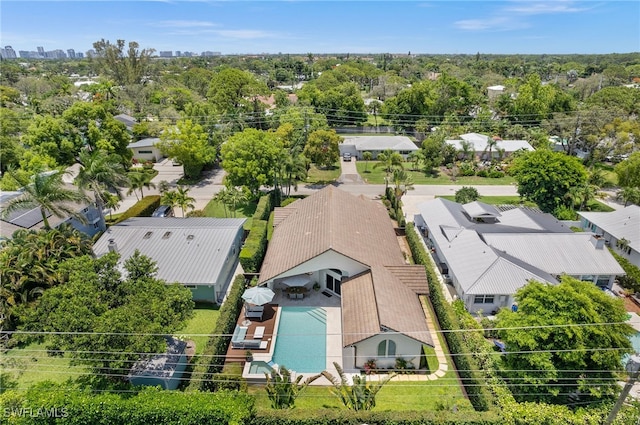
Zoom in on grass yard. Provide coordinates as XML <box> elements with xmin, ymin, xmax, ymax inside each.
<box><xmin>2</xmin><ymin>341</ymin><xmax>90</xmax><ymax>388</ymax></box>
<box><xmin>203</xmin><ymin>199</ymin><xmax>257</xmax><ymax>230</ymax></box>
<box><xmin>176</xmin><ymin>305</ymin><xmax>220</xmax><ymax>356</ymax></box>
<box><xmin>357</xmin><ymin>162</ymin><xmax>516</xmax><ymax>186</ymax></box>
<box><xmin>305</xmin><ymin>163</ymin><xmax>341</xmax><ymax>184</ymax></box>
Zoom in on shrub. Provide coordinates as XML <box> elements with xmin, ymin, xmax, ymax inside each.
<box><xmin>253</xmin><ymin>192</ymin><xmax>274</xmax><ymax>221</ymax></box>
<box><xmin>115</xmin><ymin>195</ymin><xmax>161</xmax><ymax>223</ymax></box>
<box><xmin>252</xmin><ymin>409</ymin><xmax>502</xmax><ymax>424</ymax></box>
<box><xmin>239</xmin><ymin>219</ymin><xmax>268</xmax><ymax>273</ymax></box>
<box><xmin>488</xmin><ymin>170</ymin><xmax>504</xmax><ymax>178</ymax></box>
<box><xmin>267</xmin><ymin>211</ymin><xmax>275</xmax><ymax>241</ymax></box>
<box><xmin>477</xmin><ymin>169</ymin><xmax>489</xmax><ymax>178</ymax></box>
<box><xmin>610</xmin><ymin>249</ymin><xmax>640</xmax><ymax>293</ymax></box>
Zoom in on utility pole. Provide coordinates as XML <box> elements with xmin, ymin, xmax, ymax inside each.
<box><xmin>604</xmin><ymin>354</ymin><xmax>640</xmax><ymax>425</ymax></box>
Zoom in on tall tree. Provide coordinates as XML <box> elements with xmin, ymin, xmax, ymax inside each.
<box><xmin>615</xmin><ymin>152</ymin><xmax>640</xmax><ymax>188</ymax></box>
<box><xmin>173</xmin><ymin>186</ymin><xmax>196</xmax><ymax>218</ymax></box>
<box><xmin>20</xmin><ymin>252</ymin><xmax>193</xmax><ymax>381</ymax></box>
<box><xmin>496</xmin><ymin>276</ymin><xmax>634</xmax><ymax>403</ymax></box>
<box><xmin>126</xmin><ymin>172</ymin><xmax>156</xmax><ymax>201</ymax></box>
<box><xmin>75</xmin><ymin>149</ymin><xmax>129</xmax><ymax>223</ymax></box>
<box><xmin>303</xmin><ymin>129</ymin><xmax>342</xmax><ymax>168</ymax></box>
<box><xmin>509</xmin><ymin>149</ymin><xmax>588</xmax><ymax>214</ymax></box>
<box><xmin>1</xmin><ymin>171</ymin><xmax>89</xmax><ymax>230</ymax></box>
<box><xmin>159</xmin><ymin>119</ymin><xmax>217</xmax><ymax>179</ymax></box>
<box><xmin>90</xmin><ymin>39</ymin><xmax>155</xmax><ymax>86</ymax></box>
<box><xmin>221</xmin><ymin>128</ymin><xmax>285</xmax><ymax>196</ymax></box>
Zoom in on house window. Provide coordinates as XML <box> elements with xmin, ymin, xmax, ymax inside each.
<box><xmin>185</xmin><ymin>285</ymin><xmax>196</xmax><ymax>289</ymax></box>
<box><xmin>596</xmin><ymin>275</ymin><xmax>611</xmax><ymax>288</ymax></box>
<box><xmin>377</xmin><ymin>340</ymin><xmax>396</xmax><ymax>357</ymax></box>
<box><xmin>138</xmin><ymin>150</ymin><xmax>153</xmax><ymax>154</ymax></box>
<box><xmin>474</xmin><ymin>295</ymin><xmax>495</xmax><ymax>304</ymax></box>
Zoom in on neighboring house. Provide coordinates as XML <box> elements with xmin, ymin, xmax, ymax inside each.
<box><xmin>487</xmin><ymin>85</ymin><xmax>505</xmax><ymax>100</ymax></box>
<box><xmin>446</xmin><ymin>133</ymin><xmax>534</xmax><ymax>160</ymax></box>
<box><xmin>414</xmin><ymin>199</ymin><xmax>625</xmax><ymax>313</ymax></box>
<box><xmin>93</xmin><ymin>218</ymin><xmax>246</xmax><ymax>303</ymax></box>
<box><xmin>578</xmin><ymin>206</ymin><xmax>640</xmax><ymax>268</ymax></box>
<box><xmin>340</xmin><ymin>135</ymin><xmax>419</xmax><ymax>160</ymax></box>
<box><xmin>259</xmin><ymin>186</ymin><xmax>433</xmax><ymax>370</ymax></box>
<box><xmin>114</xmin><ymin>113</ymin><xmax>137</xmax><ymax>131</ymax></box>
<box><xmin>0</xmin><ymin>186</ymin><xmax>105</xmax><ymax>240</ymax></box>
<box><xmin>256</xmin><ymin>93</ymin><xmax>298</xmax><ymax>114</ymax></box>
<box><xmin>128</xmin><ymin>337</ymin><xmax>188</xmax><ymax>390</ymax></box>
<box><xmin>128</xmin><ymin>137</ymin><xmax>164</xmax><ymax>163</ymax></box>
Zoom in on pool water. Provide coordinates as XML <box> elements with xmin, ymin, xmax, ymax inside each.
<box><xmin>272</xmin><ymin>307</ymin><xmax>326</xmax><ymax>373</ymax></box>
<box><xmin>248</xmin><ymin>361</ymin><xmax>275</xmax><ymax>375</ymax></box>
<box><xmin>623</xmin><ymin>332</ymin><xmax>640</xmax><ymax>366</ymax></box>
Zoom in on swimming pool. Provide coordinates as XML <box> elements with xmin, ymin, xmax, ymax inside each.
<box><xmin>272</xmin><ymin>307</ymin><xmax>326</xmax><ymax>373</ymax></box>
<box><xmin>623</xmin><ymin>332</ymin><xmax>640</xmax><ymax>366</ymax></box>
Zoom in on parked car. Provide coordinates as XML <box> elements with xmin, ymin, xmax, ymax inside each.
<box><xmin>343</xmin><ymin>152</ymin><xmax>352</xmax><ymax>162</ymax></box>
<box><xmin>151</xmin><ymin>205</ymin><xmax>174</xmax><ymax>217</ymax></box>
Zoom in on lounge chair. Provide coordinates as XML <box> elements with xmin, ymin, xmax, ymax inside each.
<box><xmin>231</xmin><ymin>326</ymin><xmax>248</xmax><ymax>349</ymax></box>
<box><xmin>245</xmin><ymin>305</ymin><xmax>264</xmax><ymax>319</ymax></box>
<box><xmin>254</xmin><ymin>326</ymin><xmax>265</xmax><ymax>339</ymax></box>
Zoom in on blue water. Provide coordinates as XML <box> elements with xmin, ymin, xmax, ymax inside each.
<box><xmin>272</xmin><ymin>307</ymin><xmax>326</xmax><ymax>373</ymax></box>
<box><xmin>622</xmin><ymin>332</ymin><xmax>640</xmax><ymax>366</ymax></box>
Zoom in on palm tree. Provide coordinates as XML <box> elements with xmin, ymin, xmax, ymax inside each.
<box><xmin>213</xmin><ymin>188</ymin><xmax>230</xmax><ymax>218</ymax></box>
<box><xmin>161</xmin><ymin>190</ymin><xmax>179</xmax><ymax>217</ymax></box>
<box><xmin>616</xmin><ymin>186</ymin><xmax>640</xmax><ymax>206</ymax></box>
<box><xmin>483</xmin><ymin>137</ymin><xmax>499</xmax><ymax>162</ymax></box>
<box><xmin>362</xmin><ymin>151</ymin><xmax>372</xmax><ymax>173</ymax></box>
<box><xmin>1</xmin><ymin>171</ymin><xmax>89</xmax><ymax>230</ymax></box>
<box><xmin>127</xmin><ymin>171</ymin><xmax>156</xmax><ymax>200</ymax></box>
<box><xmin>75</xmin><ymin>149</ymin><xmax>130</xmax><ymax>222</ymax></box>
<box><xmin>103</xmin><ymin>192</ymin><xmax>121</xmax><ymax>221</ymax></box>
<box><xmin>173</xmin><ymin>186</ymin><xmax>195</xmax><ymax>218</ymax></box>
<box><xmin>280</xmin><ymin>152</ymin><xmax>308</xmax><ymax>197</ymax></box>
<box><xmin>374</xmin><ymin>149</ymin><xmax>404</xmax><ymax>189</ymax></box>
<box><xmin>407</xmin><ymin>151</ymin><xmax>424</xmax><ymax>171</ymax></box>
<box><xmin>458</xmin><ymin>140</ymin><xmax>474</xmax><ymax>161</ymax></box>
<box><xmin>391</xmin><ymin>168</ymin><xmax>414</xmax><ymax>218</ymax></box>
<box><xmin>157</xmin><ymin>180</ymin><xmax>171</xmax><ymax>195</ymax></box>
<box><xmin>265</xmin><ymin>366</ymin><xmax>321</xmax><ymax>409</ymax></box>
<box><xmin>321</xmin><ymin>362</ymin><xmax>395</xmax><ymax>411</ymax></box>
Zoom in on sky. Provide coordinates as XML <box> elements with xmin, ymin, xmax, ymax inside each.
<box><xmin>1</xmin><ymin>1</ymin><xmax>639</xmax><ymax>55</ymax></box>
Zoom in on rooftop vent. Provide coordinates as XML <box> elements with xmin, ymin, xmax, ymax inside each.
<box><xmin>143</xmin><ymin>231</ymin><xmax>153</xmax><ymax>239</ymax></box>
<box><xmin>162</xmin><ymin>231</ymin><xmax>172</xmax><ymax>239</ymax></box>
<box><xmin>187</xmin><ymin>234</ymin><xmax>194</xmax><ymax>241</ymax></box>
<box><xmin>107</xmin><ymin>239</ymin><xmax>118</xmax><ymax>253</ymax></box>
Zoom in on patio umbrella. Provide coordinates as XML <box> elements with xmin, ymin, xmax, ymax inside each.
<box><xmin>241</xmin><ymin>286</ymin><xmax>275</xmax><ymax>306</ymax></box>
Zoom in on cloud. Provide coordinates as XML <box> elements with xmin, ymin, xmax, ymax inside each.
<box><xmin>454</xmin><ymin>16</ymin><xmax>530</xmax><ymax>31</ymax></box>
<box><xmin>152</xmin><ymin>20</ymin><xmax>216</xmax><ymax>28</ymax></box>
<box><xmin>505</xmin><ymin>1</ymin><xmax>586</xmax><ymax>15</ymax></box>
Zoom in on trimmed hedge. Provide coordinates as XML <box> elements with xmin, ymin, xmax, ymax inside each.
<box><xmin>115</xmin><ymin>195</ymin><xmax>161</xmax><ymax>223</ymax></box>
<box><xmin>405</xmin><ymin>224</ymin><xmax>492</xmax><ymax>412</ymax></box>
<box><xmin>253</xmin><ymin>193</ymin><xmax>274</xmax><ymax>221</ymax></box>
<box><xmin>267</xmin><ymin>211</ymin><xmax>275</xmax><ymax>241</ymax></box>
<box><xmin>0</xmin><ymin>387</ymin><xmax>254</xmax><ymax>425</ymax></box>
<box><xmin>252</xmin><ymin>409</ymin><xmax>502</xmax><ymax>425</ymax></box>
<box><xmin>187</xmin><ymin>274</ymin><xmax>247</xmax><ymax>392</ymax></box>
<box><xmin>239</xmin><ymin>220</ymin><xmax>268</xmax><ymax>273</ymax></box>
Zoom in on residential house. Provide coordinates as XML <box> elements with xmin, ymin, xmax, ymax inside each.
<box><xmin>446</xmin><ymin>133</ymin><xmax>534</xmax><ymax>161</ymax></box>
<box><xmin>259</xmin><ymin>186</ymin><xmax>433</xmax><ymax>370</ymax></box>
<box><xmin>93</xmin><ymin>218</ymin><xmax>246</xmax><ymax>303</ymax></box>
<box><xmin>487</xmin><ymin>85</ymin><xmax>505</xmax><ymax>101</ymax></box>
<box><xmin>114</xmin><ymin>113</ymin><xmax>137</xmax><ymax>132</ymax></box>
<box><xmin>339</xmin><ymin>135</ymin><xmax>419</xmax><ymax>160</ymax></box>
<box><xmin>128</xmin><ymin>337</ymin><xmax>188</xmax><ymax>390</ymax></box>
<box><xmin>578</xmin><ymin>205</ymin><xmax>640</xmax><ymax>268</ymax></box>
<box><xmin>128</xmin><ymin>137</ymin><xmax>164</xmax><ymax>163</ymax></box>
<box><xmin>414</xmin><ymin>199</ymin><xmax>625</xmax><ymax>313</ymax></box>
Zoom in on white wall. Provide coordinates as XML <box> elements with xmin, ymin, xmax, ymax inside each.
<box><xmin>352</xmin><ymin>333</ymin><xmax>423</xmax><ymax>370</ymax></box>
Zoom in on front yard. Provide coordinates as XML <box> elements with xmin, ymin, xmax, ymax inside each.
<box><xmin>356</xmin><ymin>162</ymin><xmax>517</xmax><ymax>185</ymax></box>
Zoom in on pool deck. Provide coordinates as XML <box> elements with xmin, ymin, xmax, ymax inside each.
<box><xmin>627</xmin><ymin>312</ymin><xmax>640</xmax><ymax>332</ymax></box>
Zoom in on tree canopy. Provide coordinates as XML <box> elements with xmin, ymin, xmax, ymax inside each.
<box><xmin>509</xmin><ymin>150</ymin><xmax>588</xmax><ymax>214</ymax></box>
<box><xmin>303</xmin><ymin>129</ymin><xmax>342</xmax><ymax>168</ymax></box>
<box><xmin>159</xmin><ymin>119</ymin><xmax>217</xmax><ymax>179</ymax></box>
<box><xmin>496</xmin><ymin>276</ymin><xmax>634</xmax><ymax>403</ymax></box>
<box><xmin>615</xmin><ymin>152</ymin><xmax>640</xmax><ymax>188</ymax></box>
<box><xmin>221</xmin><ymin>128</ymin><xmax>285</xmax><ymax>196</ymax></box>
<box><xmin>21</xmin><ymin>251</ymin><xmax>193</xmax><ymax>381</ymax></box>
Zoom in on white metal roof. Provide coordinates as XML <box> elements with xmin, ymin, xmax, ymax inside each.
<box><xmin>579</xmin><ymin>206</ymin><xmax>640</xmax><ymax>252</ymax></box>
<box><xmin>342</xmin><ymin>135</ymin><xmax>419</xmax><ymax>152</ymax></box>
<box><xmin>93</xmin><ymin>218</ymin><xmax>246</xmax><ymax>285</ymax></box>
<box><xmin>445</xmin><ymin>133</ymin><xmax>534</xmax><ymax>153</ymax></box>
<box><xmin>128</xmin><ymin>137</ymin><xmax>160</xmax><ymax>148</ymax></box>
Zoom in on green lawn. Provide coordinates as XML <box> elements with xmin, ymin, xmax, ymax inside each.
<box><xmin>357</xmin><ymin>162</ymin><xmax>517</xmax><ymax>186</ymax></box>
<box><xmin>203</xmin><ymin>199</ymin><xmax>257</xmax><ymax>229</ymax></box>
<box><xmin>305</xmin><ymin>163</ymin><xmax>341</xmax><ymax>184</ymax></box>
<box><xmin>175</xmin><ymin>305</ymin><xmax>220</xmax><ymax>355</ymax></box>
<box><xmin>3</xmin><ymin>341</ymin><xmax>90</xmax><ymax>388</ymax></box>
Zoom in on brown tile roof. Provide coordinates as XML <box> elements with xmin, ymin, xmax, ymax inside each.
<box><xmin>261</xmin><ymin>186</ymin><xmax>433</xmax><ymax>347</ymax></box>
<box><xmin>260</xmin><ymin>186</ymin><xmax>405</xmax><ymax>282</ymax></box>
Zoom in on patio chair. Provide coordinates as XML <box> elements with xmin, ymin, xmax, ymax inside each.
<box><xmin>254</xmin><ymin>326</ymin><xmax>265</xmax><ymax>339</ymax></box>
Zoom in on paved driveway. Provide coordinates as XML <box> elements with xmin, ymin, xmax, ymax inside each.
<box><xmin>338</xmin><ymin>157</ymin><xmax>364</xmax><ymax>184</ymax></box>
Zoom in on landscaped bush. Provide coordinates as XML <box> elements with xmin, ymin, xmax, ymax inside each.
<box><xmin>476</xmin><ymin>170</ymin><xmax>489</xmax><ymax>178</ymax></box>
<box><xmin>610</xmin><ymin>249</ymin><xmax>640</xmax><ymax>293</ymax></box>
<box><xmin>253</xmin><ymin>192</ymin><xmax>275</xmax><ymax>221</ymax></box>
<box><xmin>405</xmin><ymin>224</ymin><xmax>492</xmax><ymax>412</ymax></box>
<box><xmin>267</xmin><ymin>211</ymin><xmax>275</xmax><ymax>241</ymax></box>
<box><xmin>0</xmin><ymin>386</ymin><xmax>254</xmax><ymax>425</ymax></box>
<box><xmin>239</xmin><ymin>219</ymin><xmax>268</xmax><ymax>273</ymax></box>
<box><xmin>114</xmin><ymin>195</ymin><xmax>161</xmax><ymax>223</ymax></box>
<box><xmin>187</xmin><ymin>274</ymin><xmax>247</xmax><ymax>392</ymax></box>
<box><xmin>252</xmin><ymin>409</ymin><xmax>502</xmax><ymax>425</ymax></box>
<box><xmin>488</xmin><ymin>170</ymin><xmax>504</xmax><ymax>178</ymax></box>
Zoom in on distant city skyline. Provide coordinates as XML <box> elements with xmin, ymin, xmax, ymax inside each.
<box><xmin>1</xmin><ymin>1</ymin><xmax>639</xmax><ymax>55</ymax></box>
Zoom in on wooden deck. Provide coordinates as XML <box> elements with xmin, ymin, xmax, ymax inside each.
<box><xmin>225</xmin><ymin>303</ymin><xmax>279</xmax><ymax>363</ymax></box>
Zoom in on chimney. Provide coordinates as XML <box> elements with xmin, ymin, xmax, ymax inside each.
<box><xmin>590</xmin><ymin>234</ymin><xmax>605</xmax><ymax>250</ymax></box>
<box><xmin>107</xmin><ymin>239</ymin><xmax>118</xmax><ymax>253</ymax></box>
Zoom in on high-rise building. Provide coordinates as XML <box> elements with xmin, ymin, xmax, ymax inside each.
<box><xmin>175</xmin><ymin>51</ymin><xmax>181</xmax><ymax>57</ymax></box>
<box><xmin>159</xmin><ymin>51</ymin><xmax>173</xmax><ymax>57</ymax></box>
<box><xmin>37</xmin><ymin>46</ymin><xmax>45</xmax><ymax>57</ymax></box>
<box><xmin>2</xmin><ymin>46</ymin><xmax>17</xmax><ymax>59</ymax></box>
<box><xmin>67</xmin><ymin>49</ymin><xmax>76</xmax><ymax>59</ymax></box>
